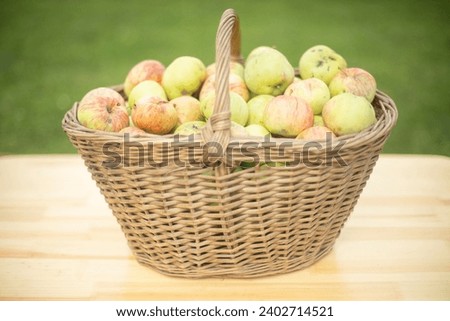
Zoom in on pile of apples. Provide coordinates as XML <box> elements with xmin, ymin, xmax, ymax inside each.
<box><xmin>77</xmin><ymin>45</ymin><xmax>378</xmax><ymax>141</ymax></box>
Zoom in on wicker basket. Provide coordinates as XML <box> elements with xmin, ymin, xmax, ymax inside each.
<box><xmin>62</xmin><ymin>9</ymin><xmax>397</xmax><ymax>278</ymax></box>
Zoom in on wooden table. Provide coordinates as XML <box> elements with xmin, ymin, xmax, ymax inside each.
<box><xmin>0</xmin><ymin>154</ymin><xmax>449</xmax><ymax>300</ymax></box>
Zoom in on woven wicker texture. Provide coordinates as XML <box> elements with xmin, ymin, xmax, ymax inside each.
<box><xmin>62</xmin><ymin>9</ymin><xmax>398</xmax><ymax>278</ymax></box>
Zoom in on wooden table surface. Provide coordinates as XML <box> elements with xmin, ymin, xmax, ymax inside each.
<box><xmin>0</xmin><ymin>154</ymin><xmax>449</xmax><ymax>301</ymax></box>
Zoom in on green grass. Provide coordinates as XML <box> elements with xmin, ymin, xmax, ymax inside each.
<box><xmin>1</xmin><ymin>0</ymin><xmax>449</xmax><ymax>155</ymax></box>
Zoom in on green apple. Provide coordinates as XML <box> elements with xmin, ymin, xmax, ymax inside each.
<box><xmin>77</xmin><ymin>87</ymin><xmax>129</xmax><ymax>132</ymax></box>
<box><xmin>127</xmin><ymin>80</ymin><xmax>167</xmax><ymax>114</ymax></box>
<box><xmin>245</xmin><ymin>124</ymin><xmax>270</xmax><ymax>137</ymax></box>
<box><xmin>169</xmin><ymin>95</ymin><xmax>203</xmax><ymax>126</ymax></box>
<box><xmin>322</xmin><ymin>93</ymin><xmax>376</xmax><ymax>136</ymax></box>
<box><xmin>329</xmin><ymin>67</ymin><xmax>377</xmax><ymax>102</ymax></box>
<box><xmin>201</xmin><ymin>92</ymin><xmax>249</xmax><ymax>126</ymax></box>
<box><xmin>246</xmin><ymin>46</ymin><xmax>274</xmax><ymax>61</ymax></box>
<box><xmin>174</xmin><ymin>120</ymin><xmax>206</xmax><ymax>135</ymax></box>
<box><xmin>244</xmin><ymin>46</ymin><xmax>295</xmax><ymax>96</ymax></box>
<box><xmin>299</xmin><ymin>45</ymin><xmax>347</xmax><ymax>85</ymax></box>
<box><xmin>263</xmin><ymin>95</ymin><xmax>313</xmax><ymax>137</ymax></box>
<box><xmin>313</xmin><ymin>115</ymin><xmax>324</xmax><ymax>126</ymax></box>
<box><xmin>247</xmin><ymin>94</ymin><xmax>274</xmax><ymax>126</ymax></box>
<box><xmin>124</xmin><ymin>59</ymin><xmax>165</xmax><ymax>97</ymax></box>
<box><xmin>162</xmin><ymin>56</ymin><xmax>206</xmax><ymax>100</ymax></box>
<box><xmin>284</xmin><ymin>78</ymin><xmax>330</xmax><ymax>115</ymax></box>
<box><xmin>230</xmin><ymin>121</ymin><xmax>248</xmax><ymax>137</ymax></box>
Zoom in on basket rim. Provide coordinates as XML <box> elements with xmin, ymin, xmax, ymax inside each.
<box><xmin>62</xmin><ymin>87</ymin><xmax>398</xmax><ymax>151</ymax></box>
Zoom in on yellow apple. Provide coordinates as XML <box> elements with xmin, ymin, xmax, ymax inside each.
<box><xmin>169</xmin><ymin>96</ymin><xmax>203</xmax><ymax>126</ymax></box>
<box><xmin>201</xmin><ymin>92</ymin><xmax>249</xmax><ymax>126</ymax></box>
<box><xmin>284</xmin><ymin>78</ymin><xmax>330</xmax><ymax>115</ymax></box>
<box><xmin>247</xmin><ymin>94</ymin><xmax>274</xmax><ymax>126</ymax></box>
<box><xmin>127</xmin><ymin>80</ymin><xmax>167</xmax><ymax>114</ymax></box>
<box><xmin>174</xmin><ymin>120</ymin><xmax>206</xmax><ymax>135</ymax></box>
<box><xmin>322</xmin><ymin>93</ymin><xmax>376</xmax><ymax>136</ymax></box>
<box><xmin>299</xmin><ymin>45</ymin><xmax>347</xmax><ymax>85</ymax></box>
<box><xmin>162</xmin><ymin>56</ymin><xmax>206</xmax><ymax>100</ymax></box>
<box><xmin>245</xmin><ymin>46</ymin><xmax>295</xmax><ymax>96</ymax></box>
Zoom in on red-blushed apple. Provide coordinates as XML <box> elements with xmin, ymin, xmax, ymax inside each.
<box><xmin>296</xmin><ymin>126</ymin><xmax>335</xmax><ymax>140</ymax></box>
<box><xmin>174</xmin><ymin>120</ymin><xmax>206</xmax><ymax>135</ymax></box>
<box><xmin>329</xmin><ymin>67</ymin><xmax>377</xmax><ymax>102</ymax></box>
<box><xmin>322</xmin><ymin>93</ymin><xmax>376</xmax><ymax>136</ymax></box>
<box><xmin>201</xmin><ymin>92</ymin><xmax>249</xmax><ymax>126</ymax></box>
<box><xmin>284</xmin><ymin>78</ymin><xmax>330</xmax><ymax>115</ymax></box>
<box><xmin>169</xmin><ymin>96</ymin><xmax>203</xmax><ymax>126</ymax></box>
<box><xmin>199</xmin><ymin>73</ymin><xmax>249</xmax><ymax>102</ymax></box>
<box><xmin>162</xmin><ymin>56</ymin><xmax>206</xmax><ymax>100</ymax></box>
<box><xmin>299</xmin><ymin>45</ymin><xmax>347</xmax><ymax>85</ymax></box>
<box><xmin>127</xmin><ymin>80</ymin><xmax>167</xmax><ymax>113</ymax></box>
<box><xmin>131</xmin><ymin>96</ymin><xmax>178</xmax><ymax>135</ymax></box>
<box><xmin>247</xmin><ymin>94</ymin><xmax>274</xmax><ymax>126</ymax></box>
<box><xmin>119</xmin><ymin>126</ymin><xmax>147</xmax><ymax>136</ymax></box>
<box><xmin>206</xmin><ymin>61</ymin><xmax>245</xmax><ymax>79</ymax></box>
<box><xmin>245</xmin><ymin>46</ymin><xmax>295</xmax><ymax>96</ymax></box>
<box><xmin>124</xmin><ymin>60</ymin><xmax>165</xmax><ymax>97</ymax></box>
<box><xmin>263</xmin><ymin>95</ymin><xmax>314</xmax><ymax>137</ymax></box>
<box><xmin>77</xmin><ymin>87</ymin><xmax>129</xmax><ymax>132</ymax></box>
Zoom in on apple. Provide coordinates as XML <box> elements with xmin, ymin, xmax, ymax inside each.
<box><xmin>247</xmin><ymin>94</ymin><xmax>274</xmax><ymax>126</ymax></box>
<box><xmin>246</xmin><ymin>46</ymin><xmax>274</xmax><ymax>61</ymax></box>
<box><xmin>77</xmin><ymin>87</ymin><xmax>129</xmax><ymax>132</ymax></box>
<box><xmin>169</xmin><ymin>96</ymin><xmax>203</xmax><ymax>126</ymax></box>
<box><xmin>263</xmin><ymin>95</ymin><xmax>313</xmax><ymax>137</ymax></box>
<box><xmin>124</xmin><ymin>60</ymin><xmax>165</xmax><ymax>97</ymax></box>
<box><xmin>244</xmin><ymin>46</ymin><xmax>295</xmax><ymax>96</ymax></box>
<box><xmin>329</xmin><ymin>67</ymin><xmax>377</xmax><ymax>102</ymax></box>
<box><xmin>313</xmin><ymin>115</ymin><xmax>325</xmax><ymax>126</ymax></box>
<box><xmin>322</xmin><ymin>93</ymin><xmax>377</xmax><ymax>136</ymax></box>
<box><xmin>119</xmin><ymin>126</ymin><xmax>146</xmax><ymax>136</ymax></box>
<box><xmin>162</xmin><ymin>56</ymin><xmax>206</xmax><ymax>100</ymax></box>
<box><xmin>206</xmin><ymin>61</ymin><xmax>245</xmax><ymax>79</ymax></box>
<box><xmin>296</xmin><ymin>126</ymin><xmax>335</xmax><ymax>140</ymax></box>
<box><xmin>230</xmin><ymin>121</ymin><xmax>248</xmax><ymax>137</ymax></box>
<box><xmin>199</xmin><ymin>73</ymin><xmax>249</xmax><ymax>102</ymax></box>
<box><xmin>201</xmin><ymin>92</ymin><xmax>249</xmax><ymax>126</ymax></box>
<box><xmin>174</xmin><ymin>120</ymin><xmax>206</xmax><ymax>135</ymax></box>
<box><xmin>127</xmin><ymin>80</ymin><xmax>167</xmax><ymax>114</ymax></box>
<box><xmin>131</xmin><ymin>96</ymin><xmax>178</xmax><ymax>134</ymax></box>
<box><xmin>284</xmin><ymin>78</ymin><xmax>330</xmax><ymax>115</ymax></box>
<box><xmin>299</xmin><ymin>45</ymin><xmax>347</xmax><ymax>84</ymax></box>
<box><xmin>245</xmin><ymin>124</ymin><xmax>270</xmax><ymax>137</ymax></box>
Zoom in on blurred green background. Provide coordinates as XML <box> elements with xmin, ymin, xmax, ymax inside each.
<box><xmin>0</xmin><ymin>0</ymin><xmax>449</xmax><ymax>155</ymax></box>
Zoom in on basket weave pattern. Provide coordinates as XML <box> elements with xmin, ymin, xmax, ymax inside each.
<box><xmin>62</xmin><ymin>9</ymin><xmax>397</xmax><ymax>278</ymax></box>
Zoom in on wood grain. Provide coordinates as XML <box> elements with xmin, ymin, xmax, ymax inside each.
<box><xmin>0</xmin><ymin>154</ymin><xmax>449</xmax><ymax>300</ymax></box>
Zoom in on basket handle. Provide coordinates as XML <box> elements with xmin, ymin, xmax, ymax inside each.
<box><xmin>201</xmin><ymin>8</ymin><xmax>242</xmax><ymax>170</ymax></box>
